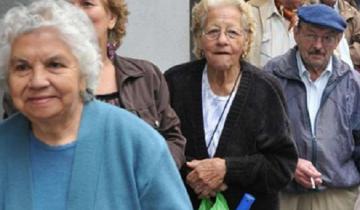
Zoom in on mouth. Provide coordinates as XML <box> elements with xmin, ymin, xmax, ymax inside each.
<box><xmin>214</xmin><ymin>51</ymin><xmax>230</xmax><ymax>55</ymax></box>
<box><xmin>27</xmin><ymin>96</ymin><xmax>56</xmax><ymax>105</ymax></box>
<box><xmin>309</xmin><ymin>53</ymin><xmax>325</xmax><ymax>58</ymax></box>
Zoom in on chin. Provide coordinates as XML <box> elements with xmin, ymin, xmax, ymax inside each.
<box><xmin>208</xmin><ymin>62</ymin><xmax>232</xmax><ymax>71</ymax></box>
<box><xmin>23</xmin><ymin>107</ymin><xmax>62</xmax><ymax>121</ymax></box>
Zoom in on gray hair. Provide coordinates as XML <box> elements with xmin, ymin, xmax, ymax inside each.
<box><xmin>0</xmin><ymin>0</ymin><xmax>101</xmax><ymax>101</ymax></box>
<box><xmin>191</xmin><ymin>0</ymin><xmax>255</xmax><ymax>59</ymax></box>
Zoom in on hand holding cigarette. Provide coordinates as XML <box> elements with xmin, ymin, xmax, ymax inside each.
<box><xmin>294</xmin><ymin>158</ymin><xmax>322</xmax><ymax>189</ymax></box>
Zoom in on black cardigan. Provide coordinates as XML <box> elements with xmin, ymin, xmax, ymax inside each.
<box><xmin>165</xmin><ymin>59</ymin><xmax>298</xmax><ymax>210</ymax></box>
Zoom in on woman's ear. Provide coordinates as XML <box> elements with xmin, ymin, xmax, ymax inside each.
<box><xmin>108</xmin><ymin>12</ymin><xmax>117</xmax><ymax>30</ymax></box>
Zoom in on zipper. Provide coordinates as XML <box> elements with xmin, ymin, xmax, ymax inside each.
<box><xmin>274</xmin><ymin>70</ymin><xmax>318</xmax><ymax>166</ymax></box>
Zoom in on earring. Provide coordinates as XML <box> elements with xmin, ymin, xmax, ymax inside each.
<box><xmin>107</xmin><ymin>30</ymin><xmax>117</xmax><ymax>60</ymax></box>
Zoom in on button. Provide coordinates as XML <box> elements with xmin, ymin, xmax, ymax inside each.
<box><xmin>155</xmin><ymin>120</ymin><xmax>160</xmax><ymax>128</ymax></box>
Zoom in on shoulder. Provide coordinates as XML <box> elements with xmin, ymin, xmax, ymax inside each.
<box><xmin>87</xmin><ymin>100</ymin><xmax>167</xmax><ymax>149</ymax></box>
<box><xmin>115</xmin><ymin>55</ymin><xmax>163</xmax><ymax>77</ymax></box>
<box><xmin>243</xmin><ymin>61</ymin><xmax>283</xmax><ymax>91</ymax></box>
<box><xmin>264</xmin><ymin>48</ymin><xmax>296</xmax><ymax>73</ymax></box>
<box><xmin>0</xmin><ymin>113</ymin><xmax>29</xmax><ymax>159</ymax></box>
<box><xmin>165</xmin><ymin>59</ymin><xmax>206</xmax><ymax>80</ymax></box>
<box><xmin>0</xmin><ymin>113</ymin><xmax>28</xmax><ymax>139</ymax></box>
<box><xmin>248</xmin><ymin>0</ymin><xmax>269</xmax><ymax>8</ymax></box>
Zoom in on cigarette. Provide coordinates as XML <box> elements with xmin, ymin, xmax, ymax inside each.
<box><xmin>310</xmin><ymin>177</ymin><xmax>315</xmax><ymax>189</ymax></box>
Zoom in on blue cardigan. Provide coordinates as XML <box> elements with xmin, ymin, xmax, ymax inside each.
<box><xmin>0</xmin><ymin>100</ymin><xmax>192</xmax><ymax>210</ymax></box>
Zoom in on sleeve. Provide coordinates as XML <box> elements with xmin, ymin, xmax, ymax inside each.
<box><xmin>137</xmin><ymin>134</ymin><xmax>192</xmax><ymax>210</ymax></box>
<box><xmin>351</xmin><ymin>73</ymin><xmax>360</xmax><ymax>170</ymax></box>
<box><xmin>152</xmin><ymin>66</ymin><xmax>186</xmax><ymax>169</ymax></box>
<box><xmin>224</xmin><ymin>75</ymin><xmax>298</xmax><ymax>193</ymax></box>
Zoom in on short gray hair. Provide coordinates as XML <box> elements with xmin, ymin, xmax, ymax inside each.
<box><xmin>191</xmin><ymin>0</ymin><xmax>255</xmax><ymax>59</ymax></box>
<box><xmin>0</xmin><ymin>0</ymin><xmax>101</xmax><ymax>101</ymax></box>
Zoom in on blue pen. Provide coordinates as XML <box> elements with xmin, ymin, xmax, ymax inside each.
<box><xmin>236</xmin><ymin>193</ymin><xmax>255</xmax><ymax>210</ymax></box>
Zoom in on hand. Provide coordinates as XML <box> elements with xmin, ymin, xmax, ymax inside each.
<box><xmin>186</xmin><ymin>158</ymin><xmax>227</xmax><ymax>198</ymax></box>
<box><xmin>294</xmin><ymin>158</ymin><xmax>322</xmax><ymax>189</ymax></box>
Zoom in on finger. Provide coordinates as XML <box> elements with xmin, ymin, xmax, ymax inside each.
<box><xmin>199</xmin><ymin>188</ymin><xmax>213</xmax><ymax>198</ymax></box>
<box><xmin>298</xmin><ymin>165</ymin><xmax>321</xmax><ymax>179</ymax></box>
<box><xmin>295</xmin><ymin>175</ymin><xmax>312</xmax><ymax>188</ymax></box>
<box><xmin>314</xmin><ymin>177</ymin><xmax>323</xmax><ymax>186</ymax></box>
<box><xmin>218</xmin><ymin>183</ymin><xmax>228</xmax><ymax>191</ymax></box>
<box><xmin>186</xmin><ymin>160</ymin><xmax>201</xmax><ymax>169</ymax></box>
<box><xmin>209</xmin><ymin>191</ymin><xmax>216</xmax><ymax>197</ymax></box>
<box><xmin>186</xmin><ymin>170</ymin><xmax>199</xmax><ymax>183</ymax></box>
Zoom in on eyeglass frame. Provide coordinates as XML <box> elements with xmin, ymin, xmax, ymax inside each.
<box><xmin>202</xmin><ymin>26</ymin><xmax>245</xmax><ymax>41</ymax></box>
<box><xmin>302</xmin><ymin>33</ymin><xmax>340</xmax><ymax>46</ymax></box>
<box><xmin>296</xmin><ymin>23</ymin><xmax>341</xmax><ymax>47</ymax></box>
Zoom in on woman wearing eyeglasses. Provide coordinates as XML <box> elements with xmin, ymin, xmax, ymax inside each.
<box><xmin>165</xmin><ymin>0</ymin><xmax>298</xmax><ymax>209</ymax></box>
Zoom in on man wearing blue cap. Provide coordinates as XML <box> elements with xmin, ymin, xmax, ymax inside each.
<box><xmin>264</xmin><ymin>4</ymin><xmax>360</xmax><ymax>210</ymax></box>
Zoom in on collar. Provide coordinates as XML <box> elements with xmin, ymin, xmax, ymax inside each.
<box><xmin>250</xmin><ymin>0</ymin><xmax>282</xmax><ymax>19</ymax></box>
<box><xmin>113</xmin><ymin>55</ymin><xmax>145</xmax><ymax>78</ymax></box>
<box><xmin>272</xmin><ymin>47</ymin><xmax>350</xmax><ymax>82</ymax></box>
<box><xmin>334</xmin><ymin>0</ymin><xmax>340</xmax><ymax>13</ymax></box>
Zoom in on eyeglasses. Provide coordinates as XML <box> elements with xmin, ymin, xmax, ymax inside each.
<box><xmin>202</xmin><ymin>27</ymin><xmax>244</xmax><ymax>41</ymax></box>
<box><xmin>302</xmin><ymin>33</ymin><xmax>338</xmax><ymax>46</ymax></box>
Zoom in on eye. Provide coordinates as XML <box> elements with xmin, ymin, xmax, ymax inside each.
<box><xmin>226</xmin><ymin>29</ymin><xmax>242</xmax><ymax>39</ymax></box>
<box><xmin>10</xmin><ymin>60</ymin><xmax>31</xmax><ymax>72</ymax></box>
<box><xmin>323</xmin><ymin>35</ymin><xmax>335</xmax><ymax>44</ymax></box>
<box><xmin>81</xmin><ymin>0</ymin><xmax>94</xmax><ymax>8</ymax></box>
<box><xmin>14</xmin><ymin>63</ymin><xmax>30</xmax><ymax>71</ymax></box>
<box><xmin>47</xmin><ymin>61</ymin><xmax>65</xmax><ymax>70</ymax></box>
<box><xmin>205</xmin><ymin>29</ymin><xmax>220</xmax><ymax>35</ymax></box>
<box><xmin>204</xmin><ymin>28</ymin><xmax>220</xmax><ymax>40</ymax></box>
<box><xmin>305</xmin><ymin>34</ymin><xmax>317</xmax><ymax>41</ymax></box>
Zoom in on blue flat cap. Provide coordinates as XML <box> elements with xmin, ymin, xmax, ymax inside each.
<box><xmin>297</xmin><ymin>4</ymin><xmax>347</xmax><ymax>32</ymax></box>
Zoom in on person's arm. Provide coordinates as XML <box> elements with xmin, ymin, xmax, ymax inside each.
<box><xmin>351</xmin><ymin>72</ymin><xmax>360</xmax><ymax>170</ymax></box>
<box><xmin>224</xmin><ymin>75</ymin><xmax>298</xmax><ymax>193</ymax></box>
<box><xmin>152</xmin><ymin>66</ymin><xmax>186</xmax><ymax>169</ymax></box>
<box><xmin>353</xmin><ymin>130</ymin><xmax>360</xmax><ymax>171</ymax></box>
<box><xmin>138</xmin><ymin>140</ymin><xmax>192</xmax><ymax>210</ymax></box>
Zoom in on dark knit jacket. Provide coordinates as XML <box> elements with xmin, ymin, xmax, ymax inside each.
<box><xmin>165</xmin><ymin>59</ymin><xmax>298</xmax><ymax>210</ymax></box>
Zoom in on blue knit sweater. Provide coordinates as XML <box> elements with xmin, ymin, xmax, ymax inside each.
<box><xmin>0</xmin><ymin>100</ymin><xmax>192</xmax><ymax>210</ymax></box>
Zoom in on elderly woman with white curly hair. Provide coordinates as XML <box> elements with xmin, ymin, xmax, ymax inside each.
<box><xmin>165</xmin><ymin>0</ymin><xmax>298</xmax><ymax>209</ymax></box>
<box><xmin>0</xmin><ymin>0</ymin><xmax>192</xmax><ymax>209</ymax></box>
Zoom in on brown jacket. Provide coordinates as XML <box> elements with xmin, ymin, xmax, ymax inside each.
<box><xmin>339</xmin><ymin>0</ymin><xmax>360</xmax><ymax>68</ymax></box>
<box><xmin>113</xmin><ymin>56</ymin><xmax>186</xmax><ymax>168</ymax></box>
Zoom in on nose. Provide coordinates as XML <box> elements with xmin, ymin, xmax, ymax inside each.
<box><xmin>217</xmin><ymin>31</ymin><xmax>229</xmax><ymax>44</ymax></box>
<box><xmin>312</xmin><ymin>37</ymin><xmax>324</xmax><ymax>49</ymax></box>
<box><xmin>28</xmin><ymin>65</ymin><xmax>50</xmax><ymax>89</ymax></box>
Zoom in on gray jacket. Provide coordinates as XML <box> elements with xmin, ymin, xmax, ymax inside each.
<box><xmin>264</xmin><ymin>47</ymin><xmax>360</xmax><ymax>192</ymax></box>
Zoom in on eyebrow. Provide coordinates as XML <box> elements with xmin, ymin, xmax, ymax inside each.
<box><xmin>9</xmin><ymin>57</ymin><xmax>27</xmax><ymax>65</ymax></box>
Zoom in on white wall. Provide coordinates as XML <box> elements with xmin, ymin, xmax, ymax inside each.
<box><xmin>119</xmin><ymin>0</ymin><xmax>190</xmax><ymax>71</ymax></box>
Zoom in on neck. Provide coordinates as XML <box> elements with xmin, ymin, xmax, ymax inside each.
<box><xmin>207</xmin><ymin>65</ymin><xmax>241</xmax><ymax>96</ymax></box>
<box><xmin>96</xmin><ymin>57</ymin><xmax>117</xmax><ymax>94</ymax></box>
<box><xmin>303</xmin><ymin>62</ymin><xmax>327</xmax><ymax>81</ymax></box>
<box><xmin>31</xmin><ymin>103</ymin><xmax>83</xmax><ymax>146</ymax></box>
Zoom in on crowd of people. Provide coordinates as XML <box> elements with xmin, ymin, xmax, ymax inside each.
<box><xmin>0</xmin><ymin>0</ymin><xmax>359</xmax><ymax>210</ymax></box>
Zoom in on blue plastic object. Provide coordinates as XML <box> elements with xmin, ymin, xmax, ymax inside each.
<box><xmin>236</xmin><ymin>193</ymin><xmax>255</xmax><ymax>210</ymax></box>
